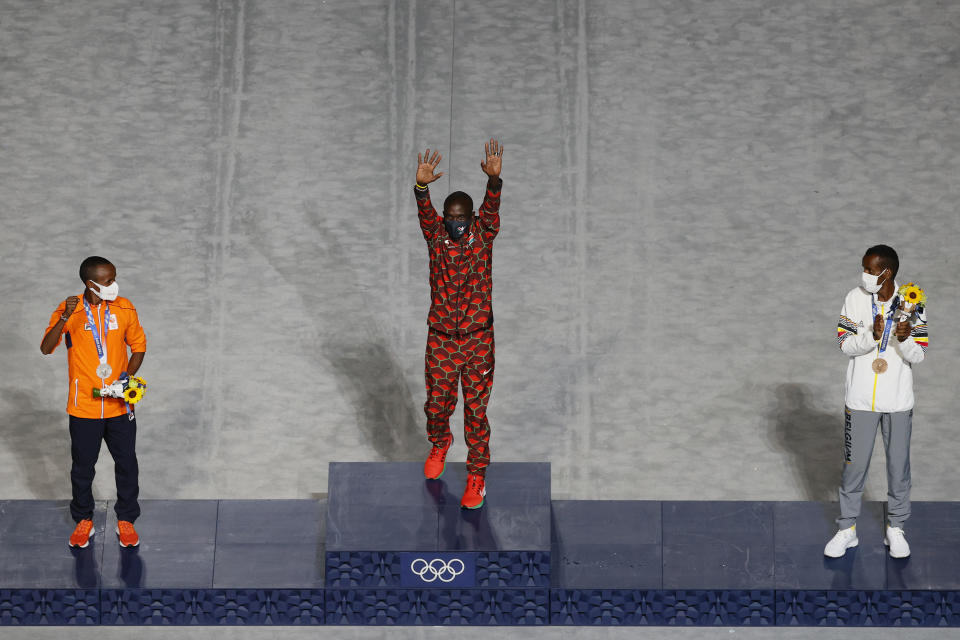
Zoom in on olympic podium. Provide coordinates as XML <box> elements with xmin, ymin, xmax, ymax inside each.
<box><xmin>4</xmin><ymin>472</ymin><xmax>960</xmax><ymax>627</ymax></box>
<box><xmin>0</xmin><ymin>499</ymin><xmax>325</xmax><ymax>625</ymax></box>
<box><xmin>550</xmin><ymin>499</ymin><xmax>960</xmax><ymax>626</ymax></box>
<box><xmin>324</xmin><ymin>461</ymin><xmax>551</xmax><ymax>624</ymax></box>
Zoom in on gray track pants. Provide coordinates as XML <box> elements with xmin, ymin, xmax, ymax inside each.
<box><xmin>837</xmin><ymin>407</ymin><xmax>912</xmax><ymax>529</ymax></box>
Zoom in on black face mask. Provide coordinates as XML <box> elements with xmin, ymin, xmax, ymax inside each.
<box><xmin>444</xmin><ymin>218</ymin><xmax>468</xmax><ymax>240</ymax></box>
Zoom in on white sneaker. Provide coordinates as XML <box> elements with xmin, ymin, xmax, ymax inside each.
<box><xmin>824</xmin><ymin>525</ymin><xmax>858</xmax><ymax>558</ymax></box>
<box><xmin>885</xmin><ymin>525</ymin><xmax>910</xmax><ymax>558</ymax></box>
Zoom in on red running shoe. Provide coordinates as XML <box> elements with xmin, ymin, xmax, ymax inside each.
<box><xmin>69</xmin><ymin>519</ymin><xmax>95</xmax><ymax>548</ymax></box>
<box><xmin>424</xmin><ymin>438</ymin><xmax>452</xmax><ymax>480</ymax></box>
<box><xmin>116</xmin><ymin>520</ymin><xmax>140</xmax><ymax>547</ymax></box>
<box><xmin>461</xmin><ymin>473</ymin><xmax>486</xmax><ymax>509</ymax></box>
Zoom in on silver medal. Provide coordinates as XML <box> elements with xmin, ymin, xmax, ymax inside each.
<box><xmin>96</xmin><ymin>363</ymin><xmax>113</xmax><ymax>379</ymax></box>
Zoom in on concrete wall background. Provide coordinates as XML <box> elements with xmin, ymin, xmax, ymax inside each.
<box><xmin>2</xmin><ymin>0</ymin><xmax>958</xmax><ymax>507</ymax></box>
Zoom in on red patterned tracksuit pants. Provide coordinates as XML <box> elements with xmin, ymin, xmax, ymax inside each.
<box><xmin>424</xmin><ymin>326</ymin><xmax>495</xmax><ymax>476</ymax></box>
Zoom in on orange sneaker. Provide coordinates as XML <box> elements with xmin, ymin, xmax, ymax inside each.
<box><xmin>69</xmin><ymin>519</ymin><xmax>95</xmax><ymax>548</ymax></box>
<box><xmin>461</xmin><ymin>473</ymin><xmax>486</xmax><ymax>509</ymax></box>
<box><xmin>424</xmin><ymin>438</ymin><xmax>452</xmax><ymax>480</ymax></box>
<box><xmin>116</xmin><ymin>520</ymin><xmax>140</xmax><ymax>548</ymax></box>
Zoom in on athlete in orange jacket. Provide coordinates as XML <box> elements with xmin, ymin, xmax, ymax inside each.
<box><xmin>41</xmin><ymin>256</ymin><xmax>146</xmax><ymax>548</ymax></box>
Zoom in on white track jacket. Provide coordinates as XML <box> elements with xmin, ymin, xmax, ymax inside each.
<box><xmin>837</xmin><ymin>283</ymin><xmax>928</xmax><ymax>413</ymax></box>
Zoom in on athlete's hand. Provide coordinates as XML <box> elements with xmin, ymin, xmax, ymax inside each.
<box><xmin>872</xmin><ymin>314</ymin><xmax>883</xmax><ymax>341</ymax></box>
<box><xmin>416</xmin><ymin>149</ymin><xmax>444</xmax><ymax>185</ymax></box>
<box><xmin>895</xmin><ymin>320</ymin><xmax>911</xmax><ymax>342</ymax></box>
<box><xmin>480</xmin><ymin>138</ymin><xmax>503</xmax><ymax>178</ymax></box>
<box><xmin>64</xmin><ymin>296</ymin><xmax>80</xmax><ymax>317</ymax></box>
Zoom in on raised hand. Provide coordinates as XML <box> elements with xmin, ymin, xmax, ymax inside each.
<box><xmin>42</xmin><ymin>295</ymin><xmax>80</xmax><ymax>353</ymax></box>
<box><xmin>416</xmin><ymin>149</ymin><xmax>444</xmax><ymax>185</ymax></box>
<box><xmin>480</xmin><ymin>138</ymin><xmax>503</xmax><ymax>178</ymax></box>
<box><xmin>64</xmin><ymin>295</ymin><xmax>80</xmax><ymax>316</ymax></box>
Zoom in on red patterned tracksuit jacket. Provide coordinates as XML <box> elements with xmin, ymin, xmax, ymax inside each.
<box><xmin>415</xmin><ymin>178</ymin><xmax>501</xmax><ymax>475</ymax></box>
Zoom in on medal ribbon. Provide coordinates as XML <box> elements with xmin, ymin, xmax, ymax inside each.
<box><xmin>82</xmin><ymin>298</ymin><xmax>111</xmax><ymax>370</ymax></box>
<box><xmin>872</xmin><ymin>295</ymin><xmax>899</xmax><ymax>356</ymax></box>
<box><xmin>83</xmin><ymin>298</ymin><xmax>130</xmax><ymax>416</ymax></box>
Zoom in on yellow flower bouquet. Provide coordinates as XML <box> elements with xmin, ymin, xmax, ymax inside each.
<box><xmin>896</xmin><ymin>283</ymin><xmax>926</xmax><ymax>321</ymax></box>
<box><xmin>122</xmin><ymin>377</ymin><xmax>147</xmax><ymax>404</ymax></box>
<box><xmin>93</xmin><ymin>375</ymin><xmax>148</xmax><ymax>405</ymax></box>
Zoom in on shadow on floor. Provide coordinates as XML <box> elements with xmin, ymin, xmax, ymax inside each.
<box><xmin>326</xmin><ymin>338</ymin><xmax>424</xmax><ymax>462</ymax></box>
<box><xmin>766</xmin><ymin>383</ymin><xmax>843</xmax><ymax>502</ymax></box>
<box><xmin>0</xmin><ymin>388</ymin><xmax>72</xmax><ymax>498</ymax></box>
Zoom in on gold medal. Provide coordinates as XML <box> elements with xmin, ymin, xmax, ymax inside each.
<box><xmin>872</xmin><ymin>358</ymin><xmax>888</xmax><ymax>374</ymax></box>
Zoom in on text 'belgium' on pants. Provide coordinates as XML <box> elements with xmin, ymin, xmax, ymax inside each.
<box><xmin>424</xmin><ymin>326</ymin><xmax>494</xmax><ymax>476</ymax></box>
<box><xmin>838</xmin><ymin>407</ymin><xmax>912</xmax><ymax>530</ymax></box>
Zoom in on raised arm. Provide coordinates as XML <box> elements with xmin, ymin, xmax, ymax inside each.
<box><xmin>415</xmin><ymin>148</ymin><xmax>444</xmax><ymax>241</ymax></box>
<box><xmin>477</xmin><ymin>138</ymin><xmax>503</xmax><ymax>238</ymax></box>
<box><xmin>41</xmin><ymin>296</ymin><xmax>79</xmax><ymax>355</ymax></box>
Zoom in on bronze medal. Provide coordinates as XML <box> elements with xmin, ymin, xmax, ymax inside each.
<box><xmin>872</xmin><ymin>358</ymin><xmax>888</xmax><ymax>374</ymax></box>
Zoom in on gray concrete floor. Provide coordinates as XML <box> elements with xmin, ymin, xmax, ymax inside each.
<box><xmin>1</xmin><ymin>0</ymin><xmax>959</xmax><ymax>637</ymax></box>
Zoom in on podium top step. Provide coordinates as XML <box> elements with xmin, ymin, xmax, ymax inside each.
<box><xmin>326</xmin><ymin>462</ymin><xmax>551</xmax><ymax>553</ymax></box>
<box><xmin>327</xmin><ymin>462</ymin><xmax>550</xmax><ymax>507</ymax></box>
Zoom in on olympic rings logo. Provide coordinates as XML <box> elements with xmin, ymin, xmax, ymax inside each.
<box><xmin>410</xmin><ymin>558</ymin><xmax>466</xmax><ymax>583</ymax></box>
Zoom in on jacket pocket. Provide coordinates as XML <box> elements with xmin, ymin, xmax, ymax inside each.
<box><xmin>73</xmin><ymin>378</ymin><xmax>79</xmax><ymax>407</ymax></box>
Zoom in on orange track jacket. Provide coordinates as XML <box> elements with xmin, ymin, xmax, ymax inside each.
<box><xmin>45</xmin><ymin>295</ymin><xmax>147</xmax><ymax>419</ymax></box>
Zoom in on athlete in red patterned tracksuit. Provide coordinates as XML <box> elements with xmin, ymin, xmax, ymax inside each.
<box><xmin>414</xmin><ymin>139</ymin><xmax>503</xmax><ymax>509</ymax></box>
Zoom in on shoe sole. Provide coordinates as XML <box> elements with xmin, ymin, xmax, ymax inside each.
<box><xmin>115</xmin><ymin>527</ymin><xmax>140</xmax><ymax>548</ymax></box>
<box><xmin>884</xmin><ymin>538</ymin><xmax>910</xmax><ymax>558</ymax></box>
<box><xmin>824</xmin><ymin>538</ymin><xmax>858</xmax><ymax>558</ymax></box>
<box><xmin>68</xmin><ymin>528</ymin><xmax>95</xmax><ymax>549</ymax></box>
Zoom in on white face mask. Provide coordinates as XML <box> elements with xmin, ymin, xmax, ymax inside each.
<box><xmin>89</xmin><ymin>280</ymin><xmax>119</xmax><ymax>302</ymax></box>
<box><xmin>860</xmin><ymin>269</ymin><xmax>887</xmax><ymax>294</ymax></box>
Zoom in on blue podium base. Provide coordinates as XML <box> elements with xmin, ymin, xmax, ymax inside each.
<box><xmin>549</xmin><ymin>499</ymin><xmax>960</xmax><ymax>626</ymax></box>
<box><xmin>2</xmin><ymin>469</ymin><xmax>960</xmax><ymax>626</ymax></box>
<box><xmin>0</xmin><ymin>499</ymin><xmax>326</xmax><ymax>625</ymax></box>
<box><xmin>324</xmin><ymin>462</ymin><xmax>552</xmax><ymax>624</ymax></box>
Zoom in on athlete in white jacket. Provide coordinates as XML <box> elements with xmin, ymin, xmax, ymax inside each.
<box><xmin>824</xmin><ymin>245</ymin><xmax>928</xmax><ymax>559</ymax></box>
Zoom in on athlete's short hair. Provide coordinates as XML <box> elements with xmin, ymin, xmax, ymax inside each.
<box><xmin>79</xmin><ymin>256</ymin><xmax>113</xmax><ymax>283</ymax></box>
<box><xmin>443</xmin><ymin>191</ymin><xmax>473</xmax><ymax>215</ymax></box>
<box><xmin>864</xmin><ymin>244</ymin><xmax>899</xmax><ymax>277</ymax></box>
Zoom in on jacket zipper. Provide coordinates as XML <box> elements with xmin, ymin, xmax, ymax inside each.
<box><xmin>870</xmin><ymin>301</ymin><xmax>884</xmax><ymax>411</ymax></box>
<box><xmin>99</xmin><ymin>305</ymin><xmax>105</xmax><ymax>419</ymax></box>
<box><xmin>74</xmin><ymin>378</ymin><xmax>79</xmax><ymax>406</ymax></box>
<box><xmin>456</xmin><ymin>237</ymin><xmax>465</xmax><ymax>333</ymax></box>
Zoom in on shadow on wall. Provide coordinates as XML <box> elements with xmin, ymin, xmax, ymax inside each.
<box><xmin>325</xmin><ymin>338</ymin><xmax>424</xmax><ymax>462</ymax></box>
<box><xmin>0</xmin><ymin>388</ymin><xmax>71</xmax><ymax>498</ymax></box>
<box><xmin>767</xmin><ymin>383</ymin><xmax>842</xmax><ymax>502</ymax></box>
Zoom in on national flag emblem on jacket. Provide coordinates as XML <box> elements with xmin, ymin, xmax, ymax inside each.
<box><xmin>837</xmin><ymin>314</ymin><xmax>858</xmax><ymax>347</ymax></box>
<box><xmin>911</xmin><ymin>306</ymin><xmax>928</xmax><ymax>352</ymax></box>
